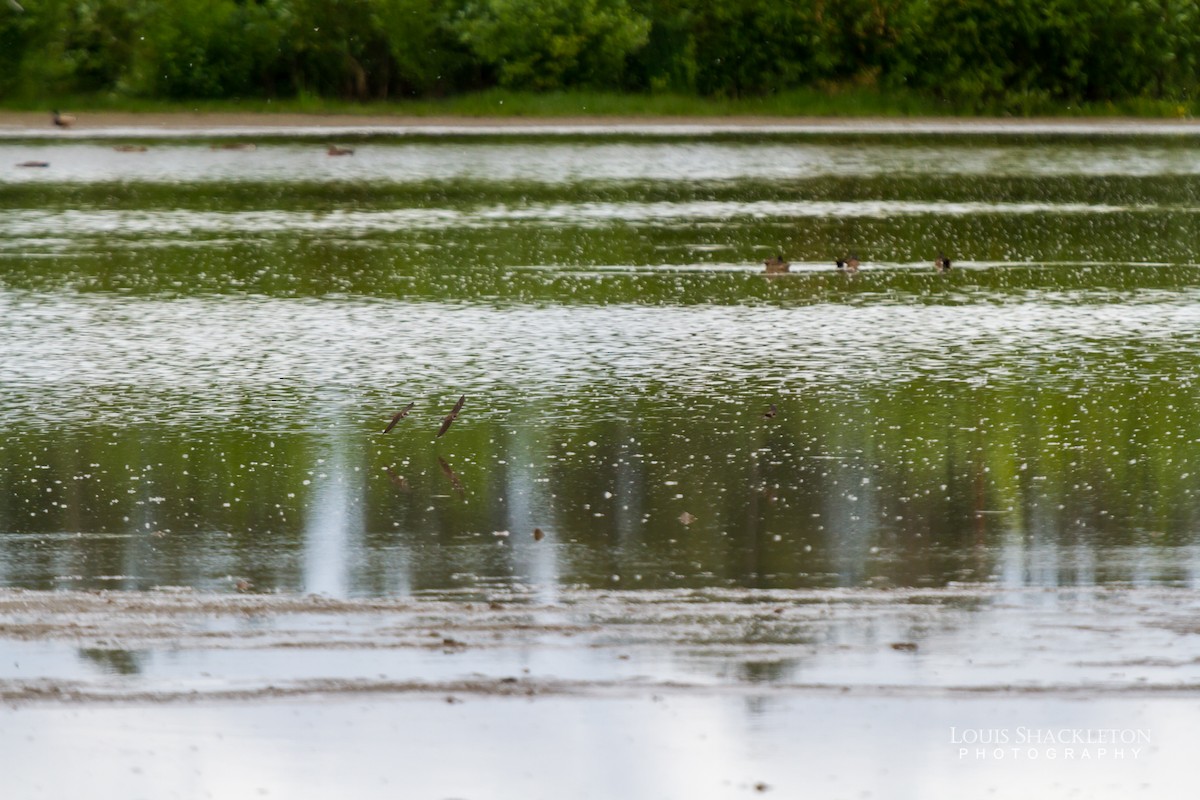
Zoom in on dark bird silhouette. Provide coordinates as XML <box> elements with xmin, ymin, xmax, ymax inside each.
<box><xmin>437</xmin><ymin>395</ymin><xmax>466</xmax><ymax>438</ymax></box>
<box><xmin>763</xmin><ymin>254</ymin><xmax>790</xmax><ymax>274</ymax></box>
<box><xmin>763</xmin><ymin>403</ymin><xmax>778</xmax><ymax>419</ymax></box>
<box><xmin>935</xmin><ymin>252</ymin><xmax>952</xmax><ymax>272</ymax></box>
<box><xmin>51</xmin><ymin>110</ymin><xmax>75</xmax><ymax>128</ymax></box>
<box><xmin>327</xmin><ymin>145</ymin><xmax>355</xmax><ymax>156</ymax></box>
<box><xmin>16</xmin><ymin>161</ymin><xmax>49</xmax><ymax>168</ymax></box>
<box><xmin>382</xmin><ymin>402</ymin><xmax>414</xmax><ymax>434</ymax></box>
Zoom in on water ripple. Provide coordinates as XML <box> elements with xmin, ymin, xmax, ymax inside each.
<box><xmin>1</xmin><ymin>291</ymin><xmax>1197</xmax><ymax>428</ymax></box>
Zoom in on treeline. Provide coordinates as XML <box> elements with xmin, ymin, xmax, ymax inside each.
<box><xmin>3</xmin><ymin>0</ymin><xmax>1198</xmax><ymax>111</ymax></box>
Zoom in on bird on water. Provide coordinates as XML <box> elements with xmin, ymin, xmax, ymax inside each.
<box><xmin>763</xmin><ymin>254</ymin><xmax>790</xmax><ymax>274</ymax></box>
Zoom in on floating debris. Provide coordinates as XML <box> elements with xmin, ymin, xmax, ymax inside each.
<box><xmin>678</xmin><ymin>511</ymin><xmax>696</xmax><ymax>525</ymax></box>
<box><xmin>16</xmin><ymin>161</ymin><xmax>49</xmax><ymax>168</ymax></box>
<box><xmin>890</xmin><ymin>642</ymin><xmax>919</xmax><ymax>652</ymax></box>
<box><xmin>327</xmin><ymin>145</ymin><xmax>355</xmax><ymax>156</ymax></box>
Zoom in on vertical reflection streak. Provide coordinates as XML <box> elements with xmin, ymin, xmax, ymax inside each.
<box><xmin>304</xmin><ymin>432</ymin><xmax>364</xmax><ymax>598</ymax></box>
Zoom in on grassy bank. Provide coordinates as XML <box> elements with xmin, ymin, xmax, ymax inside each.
<box><xmin>4</xmin><ymin>88</ymin><xmax>1194</xmax><ymax>119</ymax></box>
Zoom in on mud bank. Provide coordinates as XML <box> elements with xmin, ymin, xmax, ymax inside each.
<box><xmin>3</xmin><ymin>588</ymin><xmax>1197</xmax><ymax>798</ymax></box>
<box><xmin>3</xmin><ymin>111</ymin><xmax>1200</xmax><ymax>137</ymax></box>
<box><xmin>2</xmin><ymin>586</ymin><xmax>1199</xmax><ymax>703</ymax></box>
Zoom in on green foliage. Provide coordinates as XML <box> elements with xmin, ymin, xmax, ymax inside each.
<box><xmin>456</xmin><ymin>0</ymin><xmax>650</xmax><ymax>90</ymax></box>
<box><xmin>1</xmin><ymin>0</ymin><xmax>1197</xmax><ymax>110</ymax></box>
<box><xmin>892</xmin><ymin>0</ymin><xmax>1200</xmax><ymax>112</ymax></box>
<box><xmin>373</xmin><ymin>0</ymin><xmax>475</xmax><ymax>94</ymax></box>
<box><xmin>126</xmin><ymin>0</ymin><xmax>291</xmax><ymax>99</ymax></box>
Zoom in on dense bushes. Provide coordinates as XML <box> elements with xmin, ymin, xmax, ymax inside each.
<box><xmin>2</xmin><ymin>0</ymin><xmax>1197</xmax><ymax>110</ymax></box>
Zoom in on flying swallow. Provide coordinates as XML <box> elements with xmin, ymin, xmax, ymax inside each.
<box><xmin>383</xmin><ymin>402</ymin><xmax>414</xmax><ymax>434</ymax></box>
<box><xmin>437</xmin><ymin>395</ymin><xmax>466</xmax><ymax>438</ymax></box>
<box><xmin>763</xmin><ymin>403</ymin><xmax>778</xmax><ymax>419</ymax></box>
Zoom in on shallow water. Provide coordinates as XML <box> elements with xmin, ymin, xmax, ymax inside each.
<box><xmin>4</xmin><ymin>128</ymin><xmax>1200</xmax><ymax>797</ymax></box>
<box><xmin>5</xmin><ymin>692</ymin><xmax>1189</xmax><ymax>800</ymax></box>
<box><xmin>4</xmin><ymin>133</ymin><xmax>1200</xmax><ymax>598</ymax></box>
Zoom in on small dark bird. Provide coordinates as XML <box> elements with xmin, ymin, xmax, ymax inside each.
<box><xmin>763</xmin><ymin>254</ymin><xmax>790</xmax><ymax>274</ymax></box>
<box><xmin>16</xmin><ymin>161</ymin><xmax>49</xmax><ymax>168</ymax></box>
<box><xmin>51</xmin><ymin>110</ymin><xmax>75</xmax><ymax>128</ymax></box>
<box><xmin>327</xmin><ymin>145</ymin><xmax>355</xmax><ymax>156</ymax></box>
<box><xmin>382</xmin><ymin>402</ymin><xmax>414</xmax><ymax>434</ymax></box>
<box><xmin>763</xmin><ymin>403</ymin><xmax>778</xmax><ymax>419</ymax></box>
<box><xmin>935</xmin><ymin>252</ymin><xmax>952</xmax><ymax>272</ymax></box>
<box><xmin>437</xmin><ymin>395</ymin><xmax>466</xmax><ymax>437</ymax></box>
<box><xmin>533</xmin><ymin>527</ymin><xmax>545</xmax><ymax>541</ymax></box>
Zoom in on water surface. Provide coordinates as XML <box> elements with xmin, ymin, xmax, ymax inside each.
<box><xmin>3</xmin><ymin>133</ymin><xmax>1200</xmax><ymax>598</ymax></box>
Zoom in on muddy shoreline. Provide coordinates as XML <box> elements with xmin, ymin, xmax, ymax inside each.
<box><xmin>3</xmin><ymin>111</ymin><xmax>1200</xmax><ymax>134</ymax></box>
<box><xmin>3</xmin><ymin>586</ymin><xmax>1199</xmax><ymax>704</ymax></box>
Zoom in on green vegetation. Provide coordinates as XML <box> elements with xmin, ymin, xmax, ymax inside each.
<box><xmin>2</xmin><ymin>0</ymin><xmax>1198</xmax><ymax>116</ymax></box>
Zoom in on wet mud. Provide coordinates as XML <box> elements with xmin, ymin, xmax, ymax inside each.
<box><xmin>3</xmin><ymin>586</ymin><xmax>1199</xmax><ymax>704</ymax></box>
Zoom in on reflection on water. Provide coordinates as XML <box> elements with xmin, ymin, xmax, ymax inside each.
<box><xmin>7</xmin><ymin>137</ymin><xmax>1200</xmax><ymax>185</ymax></box>
<box><xmin>2</xmin><ymin>133</ymin><xmax>1200</xmax><ymax>595</ymax></box>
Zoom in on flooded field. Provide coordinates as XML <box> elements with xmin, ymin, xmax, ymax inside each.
<box><xmin>3</xmin><ymin>124</ymin><xmax>1200</xmax><ymax>797</ymax></box>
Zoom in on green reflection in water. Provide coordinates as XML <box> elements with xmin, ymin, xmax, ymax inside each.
<box><xmin>1</xmin><ymin>369</ymin><xmax>1197</xmax><ymax>593</ymax></box>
